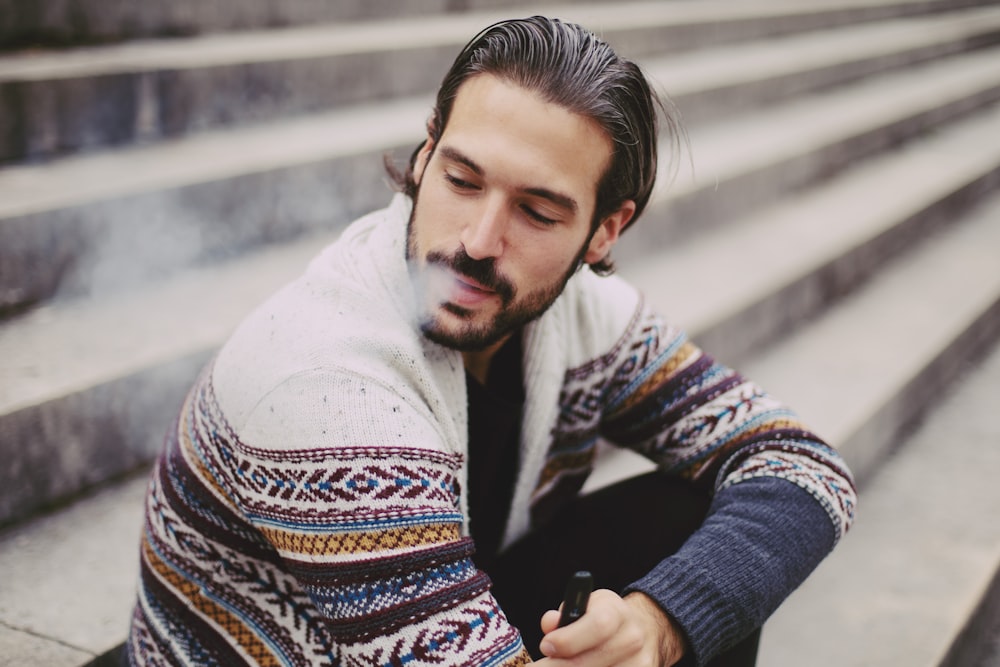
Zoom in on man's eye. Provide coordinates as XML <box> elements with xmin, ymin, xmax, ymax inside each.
<box><xmin>522</xmin><ymin>205</ymin><xmax>557</xmax><ymax>225</ymax></box>
<box><xmin>444</xmin><ymin>173</ymin><xmax>476</xmax><ymax>190</ymax></box>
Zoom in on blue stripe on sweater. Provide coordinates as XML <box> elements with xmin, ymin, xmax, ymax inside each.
<box><xmin>314</xmin><ymin>559</ymin><xmax>476</xmax><ymax>617</ymax></box>
<box><xmin>245</xmin><ymin>511</ymin><xmax>465</xmax><ymax>532</ymax></box>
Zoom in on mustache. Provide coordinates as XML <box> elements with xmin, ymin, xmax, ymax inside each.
<box><xmin>426</xmin><ymin>248</ymin><xmax>516</xmax><ymax>303</ymax></box>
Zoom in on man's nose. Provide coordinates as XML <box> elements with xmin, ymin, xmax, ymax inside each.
<box><xmin>461</xmin><ymin>199</ymin><xmax>506</xmax><ymax>260</ymax></box>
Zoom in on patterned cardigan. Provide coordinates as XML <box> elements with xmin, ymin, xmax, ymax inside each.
<box><xmin>127</xmin><ymin>195</ymin><xmax>856</xmax><ymax>666</ymax></box>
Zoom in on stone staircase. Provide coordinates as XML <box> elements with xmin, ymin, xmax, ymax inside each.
<box><xmin>1</xmin><ymin>0</ymin><xmax>999</xmax><ymax>663</ymax></box>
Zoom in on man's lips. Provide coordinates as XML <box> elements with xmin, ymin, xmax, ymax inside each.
<box><xmin>448</xmin><ymin>270</ymin><xmax>498</xmax><ymax>307</ymax></box>
<box><xmin>454</xmin><ymin>272</ymin><xmax>495</xmax><ymax>294</ymax></box>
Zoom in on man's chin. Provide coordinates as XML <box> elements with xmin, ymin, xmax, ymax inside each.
<box><xmin>419</xmin><ymin>318</ymin><xmax>506</xmax><ymax>353</ymax></box>
<box><xmin>416</xmin><ymin>285</ymin><xmax>561</xmax><ymax>352</ymax></box>
<box><xmin>416</xmin><ymin>303</ymin><xmax>507</xmax><ymax>351</ymax></box>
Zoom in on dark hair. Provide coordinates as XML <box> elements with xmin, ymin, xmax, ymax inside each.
<box><xmin>388</xmin><ymin>15</ymin><xmax>683</xmax><ymax>275</ymax></box>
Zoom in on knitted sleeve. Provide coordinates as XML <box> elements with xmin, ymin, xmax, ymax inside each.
<box><xmin>594</xmin><ymin>302</ymin><xmax>857</xmax><ymax>663</ymax></box>
<box><xmin>142</xmin><ymin>368</ymin><xmax>532</xmax><ymax>666</ymax></box>
<box><xmin>597</xmin><ymin>305</ymin><xmax>855</xmax><ymax>532</ymax></box>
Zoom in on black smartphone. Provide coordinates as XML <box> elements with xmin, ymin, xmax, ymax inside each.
<box><xmin>557</xmin><ymin>571</ymin><xmax>593</xmax><ymax>627</ymax></box>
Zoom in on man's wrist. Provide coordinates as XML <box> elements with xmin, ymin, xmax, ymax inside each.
<box><xmin>624</xmin><ymin>591</ymin><xmax>687</xmax><ymax>666</ymax></box>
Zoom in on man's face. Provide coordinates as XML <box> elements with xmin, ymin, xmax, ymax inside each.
<box><xmin>406</xmin><ymin>74</ymin><xmax>634</xmax><ymax>352</ymax></box>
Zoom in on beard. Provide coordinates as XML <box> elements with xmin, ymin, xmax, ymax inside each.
<box><xmin>416</xmin><ymin>246</ymin><xmax>579</xmax><ymax>352</ymax></box>
<box><xmin>405</xmin><ymin>197</ymin><xmax>590</xmax><ymax>352</ymax></box>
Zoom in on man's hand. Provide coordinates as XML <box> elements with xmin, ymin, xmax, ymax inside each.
<box><xmin>534</xmin><ymin>589</ymin><xmax>686</xmax><ymax>666</ymax></box>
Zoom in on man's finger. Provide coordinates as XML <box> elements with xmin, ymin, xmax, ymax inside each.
<box><xmin>539</xmin><ymin>589</ymin><xmax>624</xmax><ymax>657</ymax></box>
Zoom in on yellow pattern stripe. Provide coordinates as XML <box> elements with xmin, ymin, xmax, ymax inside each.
<box><xmin>535</xmin><ymin>448</ymin><xmax>595</xmax><ymax>491</ymax></box>
<box><xmin>258</xmin><ymin>522</ymin><xmax>461</xmax><ymax>559</ymax></box>
<box><xmin>505</xmin><ymin>646</ymin><xmax>533</xmax><ymax>665</ymax></box>
<box><xmin>142</xmin><ymin>538</ymin><xmax>280</xmax><ymax>666</ymax></box>
<box><xmin>179</xmin><ymin>418</ymin><xmax>233</xmax><ymax>502</ymax></box>
<box><xmin>613</xmin><ymin>341</ymin><xmax>700</xmax><ymax>415</ymax></box>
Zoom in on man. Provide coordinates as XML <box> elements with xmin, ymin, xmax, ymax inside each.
<box><xmin>127</xmin><ymin>16</ymin><xmax>856</xmax><ymax>666</ymax></box>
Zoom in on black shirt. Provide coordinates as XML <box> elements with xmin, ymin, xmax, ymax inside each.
<box><xmin>465</xmin><ymin>333</ymin><xmax>525</xmax><ymax>572</ymax></box>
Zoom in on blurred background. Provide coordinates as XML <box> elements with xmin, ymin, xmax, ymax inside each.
<box><xmin>0</xmin><ymin>0</ymin><xmax>998</xmax><ymax>664</ymax></box>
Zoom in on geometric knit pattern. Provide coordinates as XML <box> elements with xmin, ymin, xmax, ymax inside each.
<box><xmin>535</xmin><ymin>304</ymin><xmax>857</xmax><ymax>535</ymax></box>
<box><xmin>128</xmin><ymin>370</ymin><xmax>530</xmax><ymax>666</ymax></box>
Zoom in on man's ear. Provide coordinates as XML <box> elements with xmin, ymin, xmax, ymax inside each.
<box><xmin>413</xmin><ymin>139</ymin><xmax>434</xmax><ymax>186</ymax></box>
<box><xmin>584</xmin><ymin>200</ymin><xmax>635</xmax><ymax>265</ymax></box>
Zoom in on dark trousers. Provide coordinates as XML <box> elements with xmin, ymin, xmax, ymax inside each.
<box><xmin>484</xmin><ymin>472</ymin><xmax>760</xmax><ymax>665</ymax></box>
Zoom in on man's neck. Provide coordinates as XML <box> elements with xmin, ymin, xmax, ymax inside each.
<box><xmin>462</xmin><ymin>334</ymin><xmax>513</xmax><ymax>386</ymax></box>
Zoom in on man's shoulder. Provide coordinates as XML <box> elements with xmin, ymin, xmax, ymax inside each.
<box><xmin>207</xmin><ymin>195</ymin><xmax>444</xmax><ymax>437</ymax></box>
<box><xmin>547</xmin><ymin>269</ymin><xmax>645</xmax><ymax>354</ymax></box>
<box><xmin>568</xmin><ymin>268</ymin><xmax>642</xmax><ymax>311</ymax></box>
<box><xmin>207</xmin><ymin>292</ymin><xmax>459</xmax><ymax>455</ymax></box>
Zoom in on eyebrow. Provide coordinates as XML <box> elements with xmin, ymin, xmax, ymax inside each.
<box><xmin>437</xmin><ymin>145</ymin><xmax>580</xmax><ymax>215</ymax></box>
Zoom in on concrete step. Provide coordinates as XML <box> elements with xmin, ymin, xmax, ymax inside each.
<box><xmin>0</xmin><ymin>471</ymin><xmax>153</xmax><ymax>662</ymax></box>
<box><xmin>622</xmin><ymin>43</ymin><xmax>1000</xmax><ymax>251</ymax></box>
<box><xmin>0</xmin><ymin>12</ymin><xmax>488</xmax><ymax>161</ymax></box>
<box><xmin>2</xmin><ymin>0</ymin><xmax>995</xmax><ymax>162</ymax></box>
<box><xmin>5</xmin><ymin>38</ymin><xmax>1000</xmax><ymax>314</ymax></box>
<box><xmin>646</xmin><ymin>4</ymin><xmax>1000</xmax><ymax>126</ymax></box>
<box><xmin>0</xmin><ymin>94</ymin><xmax>428</xmax><ymax>314</ymax></box>
<box><xmin>0</xmin><ymin>624</ymin><xmax>92</xmax><ymax>665</ymax></box>
<box><xmin>624</xmin><ymin>101</ymin><xmax>1000</xmax><ymax>374</ymax></box>
<box><xmin>3</xmin><ymin>0</ymin><xmax>988</xmax><ymax>52</ymax></box>
<box><xmin>0</xmin><ymin>0</ymin><xmax>607</xmax><ymax>48</ymax></box>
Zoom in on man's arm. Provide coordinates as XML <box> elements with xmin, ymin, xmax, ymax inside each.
<box><xmin>588</xmin><ymin>304</ymin><xmax>856</xmax><ymax>664</ymax></box>
<box><xmin>187</xmin><ymin>369</ymin><xmax>534</xmax><ymax>665</ymax></box>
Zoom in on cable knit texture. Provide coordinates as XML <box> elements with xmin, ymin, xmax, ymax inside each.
<box><xmin>127</xmin><ymin>194</ymin><xmax>856</xmax><ymax>665</ymax></box>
